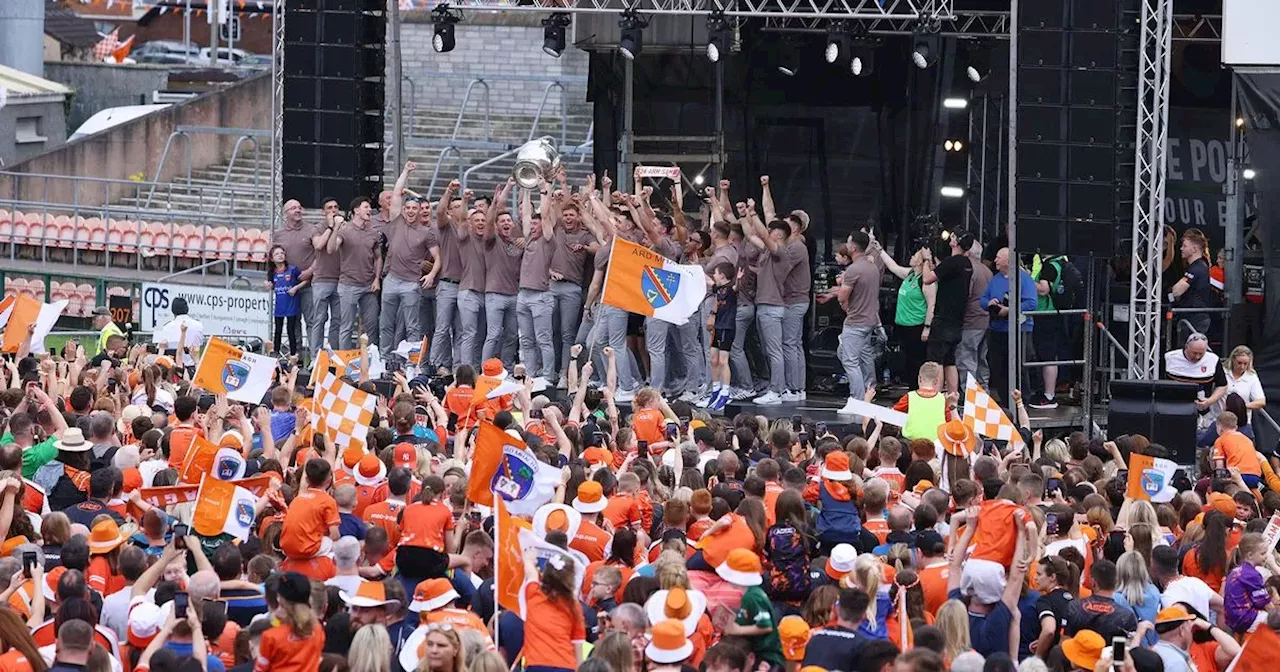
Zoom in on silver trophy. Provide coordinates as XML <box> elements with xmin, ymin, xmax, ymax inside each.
<box><xmin>512</xmin><ymin>136</ymin><xmax>561</xmax><ymax>189</ymax></box>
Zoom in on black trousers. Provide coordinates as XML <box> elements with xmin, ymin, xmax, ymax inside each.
<box><xmin>274</xmin><ymin>315</ymin><xmax>301</xmax><ymax>355</ymax></box>
<box><xmin>898</xmin><ymin>323</ymin><xmax>926</xmax><ymax>383</ymax></box>
<box><xmin>988</xmin><ymin>329</ymin><xmax>1031</xmax><ymax>403</ymax></box>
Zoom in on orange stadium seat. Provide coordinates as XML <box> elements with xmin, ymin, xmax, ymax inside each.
<box><xmin>150</xmin><ymin>223</ymin><xmax>172</xmax><ymax>256</ymax></box>
<box><xmin>27</xmin><ymin>279</ymin><xmax>46</xmax><ymax>301</ymax></box>
<box><xmin>53</xmin><ymin>216</ymin><xmax>74</xmax><ymax>248</ymax></box>
<box><xmin>11</xmin><ymin>214</ymin><xmax>29</xmax><ymax>246</ymax></box>
<box><xmin>75</xmin><ymin>284</ymin><xmax>95</xmax><ymax>316</ymax></box>
<box><xmin>50</xmin><ymin>281</ymin><xmax>70</xmax><ymax>305</ymax></box>
<box><xmin>113</xmin><ymin>219</ymin><xmax>141</xmax><ymax>254</ymax></box>
<box><xmin>106</xmin><ymin>219</ymin><xmax>124</xmax><ymax>252</ymax></box>
<box><xmin>83</xmin><ymin>218</ymin><xmax>106</xmax><ymax>251</ymax></box>
<box><xmin>212</xmin><ymin>226</ymin><xmax>234</xmax><ymax>260</ymax></box>
<box><xmin>250</xmin><ymin>229</ymin><xmax>269</xmax><ymax>263</ymax></box>
<box><xmin>0</xmin><ymin>210</ymin><xmax>12</xmax><ymax>245</ymax></box>
<box><xmin>176</xmin><ymin>224</ymin><xmax>200</xmax><ymax>258</ymax></box>
<box><xmin>6</xmin><ymin>278</ymin><xmax>30</xmax><ymax>297</ymax></box>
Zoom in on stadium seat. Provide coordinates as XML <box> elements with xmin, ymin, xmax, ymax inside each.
<box><xmin>6</xmin><ymin>277</ymin><xmax>30</xmax><ymax>297</ymax></box>
<box><xmin>250</xmin><ymin>229</ymin><xmax>269</xmax><ymax>263</ymax></box>
<box><xmin>27</xmin><ymin>279</ymin><xmax>46</xmax><ymax>301</ymax></box>
<box><xmin>84</xmin><ymin>218</ymin><xmax>107</xmax><ymax>251</ymax></box>
<box><xmin>0</xmin><ymin>210</ymin><xmax>12</xmax><ymax>245</ymax></box>
<box><xmin>150</xmin><ymin>223</ymin><xmax>172</xmax><ymax>256</ymax></box>
<box><xmin>106</xmin><ymin>219</ymin><xmax>124</xmax><ymax>252</ymax></box>
<box><xmin>50</xmin><ymin>281</ymin><xmax>70</xmax><ymax>305</ymax></box>
<box><xmin>212</xmin><ymin>226</ymin><xmax>234</xmax><ymax>260</ymax></box>
<box><xmin>176</xmin><ymin>224</ymin><xmax>201</xmax><ymax>258</ymax></box>
<box><xmin>54</xmin><ymin>216</ymin><xmax>75</xmax><ymax>249</ymax></box>
<box><xmin>75</xmin><ymin>283</ymin><xmax>95</xmax><ymax>316</ymax></box>
<box><xmin>11</xmin><ymin>214</ymin><xmax>28</xmax><ymax>247</ymax></box>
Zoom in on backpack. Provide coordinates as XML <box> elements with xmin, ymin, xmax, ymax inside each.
<box><xmin>1044</xmin><ymin>256</ymin><xmax>1085</xmax><ymax>310</ymax></box>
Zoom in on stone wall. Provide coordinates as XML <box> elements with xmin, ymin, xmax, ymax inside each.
<box><xmin>396</xmin><ymin>12</ymin><xmax>591</xmax><ymax>117</ymax></box>
<box><xmin>44</xmin><ymin>62</ymin><xmax>171</xmax><ymax>130</ymax></box>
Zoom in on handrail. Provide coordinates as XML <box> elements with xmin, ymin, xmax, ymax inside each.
<box><xmin>452</xmin><ymin>80</ymin><xmax>492</xmax><ymax>144</ymax></box>
<box><xmin>460</xmin><ymin>146</ymin><xmax>523</xmax><ymax>195</ymax></box>
<box><xmin>210</xmin><ymin>135</ymin><xmax>261</xmax><ymax>215</ymax></box>
<box><xmin>144</xmin><ymin>130</ymin><xmax>192</xmax><ymax>208</ymax></box>
<box><xmin>529</xmin><ymin>81</ymin><xmax>568</xmax><ymax>145</ymax></box>
<box><xmin>159</xmin><ymin>260</ymin><xmax>237</xmax><ymax>287</ymax></box>
<box><xmin>1257</xmin><ymin>408</ymin><xmax>1280</xmax><ymax>436</ymax></box>
<box><xmin>416</xmin><ymin>73</ymin><xmax>588</xmax><ymax>84</ymax></box>
<box><xmin>427</xmin><ymin>147</ymin><xmax>466</xmax><ymax>201</ymax></box>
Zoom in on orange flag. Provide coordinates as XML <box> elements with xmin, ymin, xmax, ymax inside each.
<box><xmin>178</xmin><ymin>435</ymin><xmax>220</xmax><ymax>484</ymax></box>
<box><xmin>1235</xmin><ymin>624</ymin><xmax>1280</xmax><ymax>669</ymax></box>
<box><xmin>467</xmin><ymin>421</ymin><xmax>513</xmax><ymax>506</ymax></box>
<box><xmin>1125</xmin><ymin>453</ymin><xmax>1178</xmax><ymax>502</ymax></box>
<box><xmin>1</xmin><ymin>295</ymin><xmax>45</xmax><ymax>353</ymax></box>
<box><xmin>495</xmin><ymin>499</ymin><xmax>530</xmax><ymax>615</ymax></box>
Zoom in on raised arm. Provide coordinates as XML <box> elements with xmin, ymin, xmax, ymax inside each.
<box><xmin>438</xmin><ymin>180</ymin><xmax>459</xmax><ymax>230</ymax></box>
<box><xmin>521</xmin><ymin>189</ymin><xmax>534</xmax><ymax>240</ymax></box>
<box><xmin>878</xmin><ymin>249</ymin><xmax>911</xmax><ymax>281</ymax></box>
<box><xmin>390</xmin><ymin>161</ymin><xmax>416</xmax><ymax>222</ymax></box>
<box><xmin>760</xmin><ymin>175</ymin><xmax>777</xmax><ymax>223</ymax></box>
<box><xmin>325</xmin><ymin>216</ymin><xmax>345</xmax><ymax>254</ymax></box>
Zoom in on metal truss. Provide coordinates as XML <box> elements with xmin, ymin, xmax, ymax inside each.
<box><xmin>269</xmin><ymin>0</ymin><xmax>283</xmax><ymax>227</ymax></box>
<box><xmin>451</xmin><ymin>0</ymin><xmax>967</xmax><ymax>23</ymax></box>
<box><xmin>1128</xmin><ymin>0</ymin><xmax>1173</xmax><ymax>380</ymax></box>
<box><xmin>1172</xmin><ymin>14</ymin><xmax>1221</xmax><ymax>42</ymax></box>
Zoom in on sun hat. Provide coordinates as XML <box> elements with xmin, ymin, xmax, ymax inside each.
<box><xmin>218</xmin><ymin>430</ymin><xmax>245</xmax><ymax>451</ymax></box>
<box><xmin>482</xmin><ymin>358</ymin><xmax>506</xmax><ymax>379</ymax></box>
<box><xmin>119</xmin><ymin>405</ymin><xmax>146</xmax><ymax>437</ymax></box>
<box><xmin>1155</xmin><ymin>605</ymin><xmax>1197</xmax><ymax>625</ymax></box>
<box><xmin>820</xmin><ymin>451</ymin><xmax>853</xmax><ymax>481</ymax></box>
<box><xmin>1206</xmin><ymin>492</ymin><xmax>1236</xmax><ymax>517</ymax></box>
<box><xmin>533</xmin><ymin>503</ymin><xmax>582</xmax><ymax>540</ymax></box>
<box><xmin>938</xmin><ymin>420</ymin><xmax>977</xmax><ymax>457</ymax></box>
<box><xmin>573</xmin><ymin>480</ymin><xmax>609</xmax><ymax>514</ymax></box>
<box><xmin>340</xmin><ymin>579</ymin><xmax>401</xmax><ymax>610</ymax></box>
<box><xmin>1161</xmin><ymin>586</ymin><xmax>1211</xmax><ymax>621</ymax></box>
<box><xmin>88</xmin><ymin>520</ymin><xmax>126</xmax><ymax>555</ymax></box>
<box><xmin>645</xmin><ymin>619</ymin><xmax>694</xmax><ymax>664</ymax></box>
<box><xmin>354</xmin><ymin>453</ymin><xmax>387</xmax><ymax>487</ymax></box>
<box><xmin>583</xmin><ymin>447</ymin><xmax>613</xmax><ymax>467</ymax></box>
<box><xmin>1061</xmin><ymin>630</ymin><xmax>1105</xmax><ymax>670</ymax></box>
<box><xmin>42</xmin><ymin>566</ymin><xmax>65</xmax><ymax>601</ymax></box>
<box><xmin>824</xmin><ymin>544</ymin><xmax>858</xmax><ymax>580</ymax></box>
<box><xmin>912</xmin><ymin>480</ymin><xmax>935</xmax><ymax>495</ymax></box>
<box><xmin>409</xmin><ymin>578</ymin><xmax>459</xmax><ymax>613</ymax></box>
<box><xmin>644</xmin><ymin>587</ymin><xmax>707</xmax><ymax>636</ymax></box>
<box><xmin>55</xmin><ymin>428</ymin><xmax>91</xmax><ymax>453</ymax></box>
<box><xmin>715</xmin><ymin>549</ymin><xmax>763</xmax><ymax>586</ymax></box>
<box><xmin>778</xmin><ymin>615</ymin><xmax>811</xmax><ymax>662</ymax></box>
<box><xmin>393</xmin><ymin>442</ymin><xmax>419</xmax><ymax>470</ymax></box>
<box><xmin>959</xmin><ymin>558</ymin><xmax>1006</xmax><ymax>605</ymax></box>
<box><xmin>127</xmin><ymin>601</ymin><xmax>165</xmax><ymax>649</ymax></box>
<box><xmin>342</xmin><ymin>445</ymin><xmax>365</xmax><ymax>471</ymax></box>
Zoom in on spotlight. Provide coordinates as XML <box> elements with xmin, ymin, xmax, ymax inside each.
<box><xmin>618</xmin><ymin>11</ymin><xmax>646</xmax><ymax>60</ymax></box>
<box><xmin>825</xmin><ymin>22</ymin><xmax>851</xmax><ymax>66</ymax></box>
<box><xmin>776</xmin><ymin>40</ymin><xmax>800</xmax><ymax>76</ymax></box>
<box><xmin>964</xmin><ymin>41</ymin><xmax>990</xmax><ymax>82</ymax></box>
<box><xmin>940</xmin><ymin>186</ymin><xmax>966</xmax><ymax>198</ymax></box>
<box><xmin>541</xmin><ymin>13</ymin><xmax>571</xmax><ymax>58</ymax></box>
<box><xmin>943</xmin><ymin>97</ymin><xmax>968</xmax><ymax>110</ymax></box>
<box><xmin>912</xmin><ymin>34</ymin><xmax>938</xmax><ymax>69</ymax></box>
<box><xmin>1237</xmin><ymin>116</ymin><xmax>1246</xmax><ymax>129</ymax></box>
<box><xmin>431</xmin><ymin>5</ymin><xmax>460</xmax><ymax>53</ymax></box>
<box><xmin>706</xmin><ymin>12</ymin><xmax>730</xmax><ymax>63</ymax></box>
<box><xmin>694</xmin><ymin>174</ymin><xmax>705</xmax><ymax>186</ymax></box>
<box><xmin>944</xmin><ymin>140</ymin><xmax>964</xmax><ymax>152</ymax></box>
<box><xmin>1244</xmin><ymin>168</ymin><xmax>1257</xmax><ymax>180</ymax></box>
<box><xmin>850</xmin><ymin>41</ymin><xmax>875</xmax><ymax>76</ymax></box>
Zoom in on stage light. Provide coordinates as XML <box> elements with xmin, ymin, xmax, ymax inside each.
<box><xmin>851</xmin><ymin>41</ymin><xmax>875</xmax><ymax>76</ymax></box>
<box><xmin>706</xmin><ymin>12</ymin><xmax>730</xmax><ymax>63</ymax></box>
<box><xmin>619</xmin><ymin>11</ymin><xmax>645</xmax><ymax>60</ymax></box>
<box><xmin>940</xmin><ymin>186</ymin><xmax>966</xmax><ymax>198</ymax></box>
<box><xmin>912</xmin><ymin>35</ymin><xmax>938</xmax><ymax>69</ymax></box>
<box><xmin>777</xmin><ymin>47</ymin><xmax>799</xmax><ymax>76</ymax></box>
<box><xmin>694</xmin><ymin>174</ymin><xmax>705</xmax><ymax>186</ymax></box>
<box><xmin>541</xmin><ymin>13</ymin><xmax>571</xmax><ymax>58</ymax></box>
<box><xmin>431</xmin><ymin>5</ymin><xmax>460</xmax><ymax>53</ymax></box>
<box><xmin>944</xmin><ymin>140</ymin><xmax>964</xmax><ymax>152</ymax></box>
<box><xmin>825</xmin><ymin>23</ymin><xmax>851</xmax><ymax>66</ymax></box>
<box><xmin>943</xmin><ymin>97</ymin><xmax>968</xmax><ymax>109</ymax></box>
<box><xmin>1237</xmin><ymin>116</ymin><xmax>1246</xmax><ymax>128</ymax></box>
<box><xmin>965</xmin><ymin>42</ymin><xmax>990</xmax><ymax>82</ymax></box>
<box><xmin>1244</xmin><ymin>168</ymin><xmax>1256</xmax><ymax>180</ymax></box>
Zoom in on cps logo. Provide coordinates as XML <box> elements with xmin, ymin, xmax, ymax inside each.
<box><xmin>143</xmin><ymin>287</ymin><xmax>170</xmax><ymax>310</ymax></box>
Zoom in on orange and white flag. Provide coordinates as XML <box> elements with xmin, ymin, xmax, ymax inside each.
<box><xmin>0</xmin><ymin>295</ymin><xmax>67</xmax><ymax>354</ymax></box>
<box><xmin>602</xmin><ymin>237</ymin><xmax>706</xmax><ymax>325</ymax></box>
<box><xmin>961</xmin><ymin>374</ymin><xmax>1025</xmax><ymax>451</ymax></box>
<box><xmin>192</xmin><ymin>476</ymin><xmax>257</xmax><ymax>541</ymax></box>
<box><xmin>193</xmin><ymin>337</ymin><xmax>275</xmax><ymax>404</ymax></box>
<box><xmin>312</xmin><ymin>369</ymin><xmax>376</xmax><ymax>453</ymax></box>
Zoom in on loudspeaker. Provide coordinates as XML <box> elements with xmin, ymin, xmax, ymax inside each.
<box><xmin>1107</xmin><ymin>379</ymin><xmax>1200</xmax><ymax>465</ymax></box>
<box><xmin>282</xmin><ymin>0</ymin><xmax>385</xmax><ymax>209</ymax></box>
<box><xmin>1015</xmin><ymin>0</ymin><xmax>1138</xmax><ymax>258</ymax></box>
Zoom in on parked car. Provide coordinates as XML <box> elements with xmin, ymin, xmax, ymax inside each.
<box><xmin>197</xmin><ymin>46</ymin><xmax>250</xmax><ymax>64</ymax></box>
<box><xmin>132</xmin><ymin>40</ymin><xmax>201</xmax><ymax>59</ymax></box>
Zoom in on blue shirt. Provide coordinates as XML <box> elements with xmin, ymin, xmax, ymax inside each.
<box><xmin>950</xmin><ymin>588</ymin><xmax>1014</xmax><ymax>657</ymax></box>
<box><xmin>981</xmin><ymin>268</ymin><xmax>1038</xmax><ymax>332</ymax></box>
<box><xmin>1113</xmin><ymin>584</ymin><xmax>1161</xmax><ymax>646</ymax></box>
<box><xmin>270</xmin><ymin>409</ymin><xmax>297</xmax><ymax>443</ymax></box>
<box><xmin>338</xmin><ymin>512</ymin><xmax>367</xmax><ymax>540</ymax></box>
<box><xmin>272</xmin><ymin>264</ymin><xmax>303</xmax><ymax>317</ymax></box>
<box><xmin>165</xmin><ymin>640</ymin><xmax>226</xmax><ymax>672</ymax></box>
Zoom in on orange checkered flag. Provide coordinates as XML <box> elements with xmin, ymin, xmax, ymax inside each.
<box><xmin>311</xmin><ymin>369</ymin><xmax>376</xmax><ymax>454</ymax></box>
<box><xmin>961</xmin><ymin>373</ymin><xmax>1025</xmax><ymax>451</ymax></box>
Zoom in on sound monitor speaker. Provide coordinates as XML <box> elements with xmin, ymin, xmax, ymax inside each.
<box><xmin>1014</xmin><ymin>0</ymin><xmax>1138</xmax><ymax>259</ymax></box>
<box><xmin>1107</xmin><ymin>379</ymin><xmax>1199</xmax><ymax>465</ymax></box>
<box><xmin>282</xmin><ymin>0</ymin><xmax>386</xmax><ymax>209</ymax></box>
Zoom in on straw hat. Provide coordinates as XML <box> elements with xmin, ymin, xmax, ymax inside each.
<box><xmin>354</xmin><ymin>453</ymin><xmax>387</xmax><ymax>487</ymax></box>
<box><xmin>937</xmin><ymin>419</ymin><xmax>977</xmax><ymax>457</ymax></box>
<box><xmin>88</xmin><ymin>520</ymin><xmax>126</xmax><ymax>555</ymax></box>
<box><xmin>55</xmin><ymin>429</ymin><xmax>91</xmax><ymax>453</ymax></box>
<box><xmin>409</xmin><ymin>578</ymin><xmax>459</xmax><ymax>613</ymax></box>
<box><xmin>533</xmin><ymin>503</ymin><xmax>582</xmax><ymax>540</ymax></box>
<box><xmin>1061</xmin><ymin>630</ymin><xmax>1105</xmax><ymax>670</ymax></box>
<box><xmin>573</xmin><ymin>481</ymin><xmax>608</xmax><ymax>514</ymax></box>
<box><xmin>715</xmin><ymin>549</ymin><xmax>763</xmax><ymax>586</ymax></box>
<box><xmin>644</xmin><ymin>587</ymin><xmax>707</xmax><ymax>635</ymax></box>
<box><xmin>645</xmin><ymin>619</ymin><xmax>694</xmax><ymax>664</ymax></box>
<box><xmin>339</xmin><ymin>580</ymin><xmax>401</xmax><ymax>610</ymax></box>
<box><xmin>820</xmin><ymin>451</ymin><xmax>853</xmax><ymax>481</ymax></box>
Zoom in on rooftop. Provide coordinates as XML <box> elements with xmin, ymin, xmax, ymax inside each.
<box><xmin>0</xmin><ymin>64</ymin><xmax>73</xmax><ymax>98</ymax></box>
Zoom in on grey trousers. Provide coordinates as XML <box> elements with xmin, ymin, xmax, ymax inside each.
<box><xmin>457</xmin><ymin>288</ymin><xmax>485</xmax><ymax>368</ymax></box>
<box><xmin>483</xmin><ymin>292</ymin><xmax>519</xmax><ymax>366</ymax></box>
<box><xmin>594</xmin><ymin>304</ymin><xmax>638</xmax><ymax>391</ymax></box>
<box><xmin>838</xmin><ymin>325</ymin><xmax>876</xmax><ymax>397</ymax></box>
<box><xmin>429</xmin><ymin>280</ymin><xmax>460</xmax><ymax>370</ymax></box>
<box><xmin>337</xmin><ymin>283</ymin><xmax>379</xmax><ymax>349</ymax></box>
<box><xmin>295</xmin><ymin>285</ymin><xmax>313</xmax><ymax>352</ymax></box>
<box><xmin>517</xmin><ymin>289</ymin><xmax>556</xmax><ymax>379</ymax></box>
<box><xmin>309</xmin><ymin>282</ymin><xmax>341</xmax><ymax>353</ymax></box>
<box><xmin>380</xmin><ymin>275</ymin><xmax>422</xmax><ymax>350</ymax></box>
<box><xmin>957</xmin><ymin>328</ymin><xmax>990</xmax><ymax>390</ymax></box>
<box><xmin>783</xmin><ymin>302</ymin><xmax>808</xmax><ymax>391</ymax></box>
<box><xmin>730</xmin><ymin>302</ymin><xmax>755</xmax><ymax>389</ymax></box>
<box><xmin>551</xmin><ymin>281</ymin><xmax>583</xmax><ymax>375</ymax></box>
<box><xmin>646</xmin><ymin>316</ymin><xmax>678</xmax><ymax>394</ymax></box>
<box><xmin>756</xmin><ymin>304</ymin><xmax>787</xmax><ymax>394</ymax></box>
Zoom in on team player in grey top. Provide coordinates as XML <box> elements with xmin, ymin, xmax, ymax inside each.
<box><xmin>547</xmin><ymin>171</ymin><xmax>600</xmax><ymax>386</ymax></box>
<box><xmin>516</xmin><ymin>186</ymin><xmax>557</xmax><ymax>385</ymax></box>
<box><xmin>819</xmin><ymin>231</ymin><xmax>883</xmax><ymax>415</ymax></box>
<box><xmin>327</xmin><ymin>196</ymin><xmax>383</xmax><ymax>349</ymax></box>
<box><xmin>429</xmin><ymin>180</ymin><xmax>475</xmax><ymax>371</ymax></box>
<box><xmin>379</xmin><ymin>161</ymin><xmax>441</xmax><ymax>351</ymax></box>
<box><xmin>452</xmin><ymin>189</ymin><xmax>490</xmax><ymax>369</ymax></box>
<box><xmin>272</xmin><ymin>200</ymin><xmax>317</xmax><ymax>357</ymax></box>
<box><xmin>482</xmin><ymin>179</ymin><xmax>523</xmax><ymax>367</ymax></box>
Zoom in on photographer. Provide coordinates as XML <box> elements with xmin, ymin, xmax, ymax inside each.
<box><xmin>981</xmin><ymin>247</ymin><xmax>1038</xmax><ymax>403</ymax></box>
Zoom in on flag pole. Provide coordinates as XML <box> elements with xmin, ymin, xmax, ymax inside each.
<box><xmin>492</xmin><ymin>498</ymin><xmax>501</xmax><ymax>654</ymax></box>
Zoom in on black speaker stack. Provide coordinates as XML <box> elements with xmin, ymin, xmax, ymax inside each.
<box><xmin>1107</xmin><ymin>379</ymin><xmax>1200</xmax><ymax>465</ymax></box>
<box><xmin>1015</xmin><ymin>0</ymin><xmax>1139</xmax><ymax>258</ymax></box>
<box><xmin>283</xmin><ymin>0</ymin><xmax>386</xmax><ymax>209</ymax></box>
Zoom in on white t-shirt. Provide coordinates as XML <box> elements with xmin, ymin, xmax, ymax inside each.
<box><xmin>325</xmin><ymin>574</ymin><xmax>363</xmax><ymax>595</ymax></box>
<box><xmin>1161</xmin><ymin>575</ymin><xmax>1218</xmax><ymax>621</ymax></box>
<box><xmin>100</xmin><ymin>586</ymin><xmax>133</xmax><ymax>640</ymax></box>
<box><xmin>1222</xmin><ymin>369</ymin><xmax>1266</xmax><ymax>422</ymax></box>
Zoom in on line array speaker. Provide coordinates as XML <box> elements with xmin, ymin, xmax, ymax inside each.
<box><xmin>1015</xmin><ymin>0</ymin><xmax>1139</xmax><ymax>258</ymax></box>
<box><xmin>282</xmin><ymin>0</ymin><xmax>385</xmax><ymax>209</ymax></box>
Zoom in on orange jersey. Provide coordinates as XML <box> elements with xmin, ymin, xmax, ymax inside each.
<box><xmin>687</xmin><ymin>518</ymin><xmax>713</xmax><ymax>541</ymax></box>
<box><xmin>763</xmin><ymin>481</ymin><xmax>784</xmax><ymax>527</ymax></box>
<box><xmin>254</xmin><ymin>623</ymin><xmax>325</xmax><ymax>672</ymax></box>
<box><xmin>697</xmin><ymin>513</ymin><xmax>758</xmax><ymax>567</ymax></box>
<box><xmin>399</xmin><ymin>501</ymin><xmax>455</xmax><ymax>552</ymax></box>
<box><xmin>0</xmin><ymin>649</ymin><xmax>34</xmax><ymax>672</ymax></box>
<box><xmin>280</xmin><ymin>488</ymin><xmax>340</xmax><ymax>559</ymax></box>
<box><xmin>353</xmin><ymin>482</ymin><xmax>385</xmax><ymax>518</ymax></box>
<box><xmin>1215</xmin><ymin>431</ymin><xmax>1261</xmax><ymax>476</ymax></box>
<box><xmin>280</xmin><ymin>556</ymin><xmax>336</xmax><ymax>582</ymax></box>
<box><xmin>917</xmin><ymin>561</ymin><xmax>951</xmax><ymax>617</ymax></box>
<box><xmin>636</xmin><ymin>489</ymin><xmax>655</xmax><ymax>532</ymax></box>
<box><xmin>86</xmin><ymin>556</ymin><xmax>126</xmax><ymax>596</ymax></box>
<box><xmin>632</xmin><ymin>408</ymin><xmax>666</xmax><ymax>445</ymax></box>
<box><xmin>168</xmin><ymin>424</ymin><xmax>204</xmax><ymax>469</ymax></box>
<box><xmin>443</xmin><ymin>386</ymin><xmax>480</xmax><ymax>430</ymax></box>
<box><xmin>521</xmin><ymin>581</ymin><xmax>586</xmax><ymax>669</ymax></box>
<box><xmin>571</xmin><ymin>519</ymin><xmax>612</xmax><ymax>563</ymax></box>
<box><xmin>583</xmin><ymin>559</ymin><xmax>635</xmax><ymax>603</ymax></box>
<box><xmin>362</xmin><ymin>498</ymin><xmax>409</xmax><ymax>547</ymax></box>
<box><xmin>970</xmin><ymin>500</ymin><xmax>1030</xmax><ymax>568</ymax></box>
<box><xmin>602</xmin><ymin>494</ymin><xmax>642</xmax><ymax>530</ymax></box>
<box><xmin>373</xmin><ymin>479</ymin><xmax>423</xmax><ymax>506</ymax></box>
<box><xmin>863</xmin><ymin>517</ymin><xmax>890</xmax><ymax>546</ymax></box>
